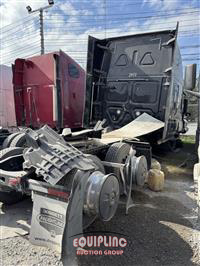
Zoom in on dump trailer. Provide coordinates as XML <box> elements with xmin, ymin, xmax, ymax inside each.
<box><xmin>84</xmin><ymin>26</ymin><xmax>188</xmax><ymax>144</ymax></box>
<box><xmin>12</xmin><ymin>50</ymin><xmax>85</xmax><ymax>130</ymax></box>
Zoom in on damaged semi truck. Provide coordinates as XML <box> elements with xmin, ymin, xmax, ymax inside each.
<box><xmin>0</xmin><ymin>27</ymin><xmax>197</xmax><ymax>264</ymax></box>
<box><xmin>84</xmin><ymin>26</ymin><xmax>196</xmax><ymax>145</ymax></box>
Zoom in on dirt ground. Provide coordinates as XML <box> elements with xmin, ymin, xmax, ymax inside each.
<box><xmin>0</xmin><ymin>137</ymin><xmax>199</xmax><ymax>266</ymax></box>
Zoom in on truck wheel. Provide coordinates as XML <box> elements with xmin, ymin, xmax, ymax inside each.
<box><xmin>85</xmin><ymin>154</ymin><xmax>105</xmax><ymax>174</ymax></box>
<box><xmin>105</xmin><ymin>142</ymin><xmax>131</xmax><ymax>194</ymax></box>
<box><xmin>105</xmin><ymin>142</ymin><xmax>131</xmax><ymax>177</ymax></box>
<box><xmin>2</xmin><ymin>132</ymin><xmax>21</xmax><ymax>149</ymax></box>
<box><xmin>0</xmin><ymin>147</ymin><xmax>25</xmax><ymax>205</ymax></box>
<box><xmin>0</xmin><ymin>190</ymin><xmax>24</xmax><ymax>205</ymax></box>
<box><xmin>0</xmin><ymin>147</ymin><xmax>24</xmax><ymax>160</ymax></box>
<box><xmin>83</xmin><ymin>155</ymin><xmax>105</xmax><ymax>228</ymax></box>
<box><xmin>9</xmin><ymin>133</ymin><xmax>27</xmax><ymax>148</ymax></box>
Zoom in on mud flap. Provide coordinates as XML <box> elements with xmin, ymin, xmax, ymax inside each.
<box><xmin>29</xmin><ymin>171</ymin><xmax>90</xmax><ymax>266</ymax></box>
<box><xmin>61</xmin><ymin>171</ymin><xmax>90</xmax><ymax>266</ymax></box>
<box><xmin>29</xmin><ymin>180</ymin><xmax>69</xmax><ymax>253</ymax></box>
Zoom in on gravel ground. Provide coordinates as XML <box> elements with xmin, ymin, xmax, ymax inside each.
<box><xmin>0</xmin><ymin>141</ymin><xmax>199</xmax><ymax>266</ymax></box>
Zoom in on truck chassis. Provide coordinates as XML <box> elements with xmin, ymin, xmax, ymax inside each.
<box><xmin>0</xmin><ymin>124</ymin><xmax>151</xmax><ymax>265</ymax></box>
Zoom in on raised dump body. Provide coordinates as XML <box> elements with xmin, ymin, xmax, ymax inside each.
<box><xmin>12</xmin><ymin>50</ymin><xmax>85</xmax><ymax>130</ymax></box>
<box><xmin>84</xmin><ymin>27</ymin><xmax>187</xmax><ymax>143</ymax></box>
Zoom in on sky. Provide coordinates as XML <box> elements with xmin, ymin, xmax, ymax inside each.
<box><xmin>0</xmin><ymin>0</ymin><xmax>199</xmax><ymax>72</ymax></box>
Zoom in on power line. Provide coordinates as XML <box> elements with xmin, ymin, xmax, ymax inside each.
<box><xmin>0</xmin><ymin>13</ymin><xmax>38</xmax><ymax>32</ymax></box>
<box><xmin>49</xmin><ymin>6</ymin><xmax>199</xmax><ymax>16</ymax></box>
<box><xmin>43</xmin><ymin>10</ymin><xmax>200</xmax><ymax>25</ymax></box>
<box><xmin>44</xmin><ymin>22</ymin><xmax>200</xmax><ymax>31</ymax></box>
<box><xmin>1</xmin><ymin>2</ymin><xmax>199</xmax><ymax>66</ymax></box>
<box><xmin>1</xmin><ymin>51</ymin><xmax>41</xmax><ymax>65</ymax></box>
<box><xmin>1</xmin><ymin>20</ymin><xmax>39</xmax><ymax>38</ymax></box>
<box><xmin>1</xmin><ymin>46</ymin><xmax>41</xmax><ymax>62</ymax></box>
<box><xmin>52</xmin><ymin>1</ymin><xmax>199</xmax><ymax>12</ymax></box>
<box><xmin>1</xmin><ymin>7</ymin><xmax>198</xmax><ymax>36</ymax></box>
<box><xmin>1</xmin><ymin>42</ymin><xmax>41</xmax><ymax>58</ymax></box>
<box><xmin>44</xmin><ymin>29</ymin><xmax>199</xmax><ymax>38</ymax></box>
<box><xmin>46</xmin><ymin>8</ymin><xmax>200</xmax><ymax>18</ymax></box>
<box><xmin>1</xmin><ymin>22</ymin><xmax>40</xmax><ymax>40</ymax></box>
<box><xmin>1</xmin><ymin>1</ymin><xmax>196</xmax><ymax>31</ymax></box>
<box><xmin>44</xmin><ymin>17</ymin><xmax>199</xmax><ymax>27</ymax></box>
<box><xmin>1</xmin><ymin>32</ymin><xmax>40</xmax><ymax>46</ymax></box>
<box><xmin>43</xmin><ymin>27</ymin><xmax>200</xmax><ymax>41</ymax></box>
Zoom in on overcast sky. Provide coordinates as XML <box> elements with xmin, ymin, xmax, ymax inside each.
<box><xmin>0</xmin><ymin>0</ymin><xmax>199</xmax><ymax>70</ymax></box>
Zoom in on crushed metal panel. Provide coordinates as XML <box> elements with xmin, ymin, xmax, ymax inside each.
<box><xmin>23</xmin><ymin>125</ymin><xmax>95</xmax><ymax>185</ymax></box>
<box><xmin>102</xmin><ymin>112</ymin><xmax>164</xmax><ymax>139</ymax></box>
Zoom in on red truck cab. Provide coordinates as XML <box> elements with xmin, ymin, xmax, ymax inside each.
<box><xmin>12</xmin><ymin>50</ymin><xmax>85</xmax><ymax>130</ymax></box>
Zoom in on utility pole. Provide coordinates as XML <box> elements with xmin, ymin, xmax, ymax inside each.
<box><xmin>26</xmin><ymin>0</ymin><xmax>54</xmax><ymax>55</ymax></box>
<box><xmin>39</xmin><ymin>10</ymin><xmax>44</xmax><ymax>55</ymax></box>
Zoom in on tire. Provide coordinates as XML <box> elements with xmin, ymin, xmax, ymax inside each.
<box><xmin>86</xmin><ymin>154</ymin><xmax>105</xmax><ymax>174</ymax></box>
<box><xmin>105</xmin><ymin>142</ymin><xmax>131</xmax><ymax>178</ymax></box>
<box><xmin>0</xmin><ymin>190</ymin><xmax>25</xmax><ymax>205</ymax></box>
<box><xmin>0</xmin><ymin>147</ymin><xmax>24</xmax><ymax>160</ymax></box>
<box><xmin>0</xmin><ymin>147</ymin><xmax>25</xmax><ymax>205</ymax></box>
<box><xmin>83</xmin><ymin>155</ymin><xmax>105</xmax><ymax>228</ymax></box>
<box><xmin>105</xmin><ymin>142</ymin><xmax>131</xmax><ymax>193</ymax></box>
<box><xmin>2</xmin><ymin>132</ymin><xmax>21</xmax><ymax>149</ymax></box>
<box><xmin>9</xmin><ymin>133</ymin><xmax>27</xmax><ymax>147</ymax></box>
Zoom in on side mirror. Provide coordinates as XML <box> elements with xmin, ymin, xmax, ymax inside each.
<box><xmin>184</xmin><ymin>64</ymin><xmax>197</xmax><ymax>90</ymax></box>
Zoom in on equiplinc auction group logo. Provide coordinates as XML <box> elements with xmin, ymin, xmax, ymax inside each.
<box><xmin>73</xmin><ymin>232</ymin><xmax>128</xmax><ymax>256</ymax></box>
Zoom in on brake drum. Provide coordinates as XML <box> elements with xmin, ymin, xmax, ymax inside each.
<box><xmin>84</xmin><ymin>171</ymin><xmax>120</xmax><ymax>222</ymax></box>
<box><xmin>128</xmin><ymin>155</ymin><xmax>148</xmax><ymax>186</ymax></box>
